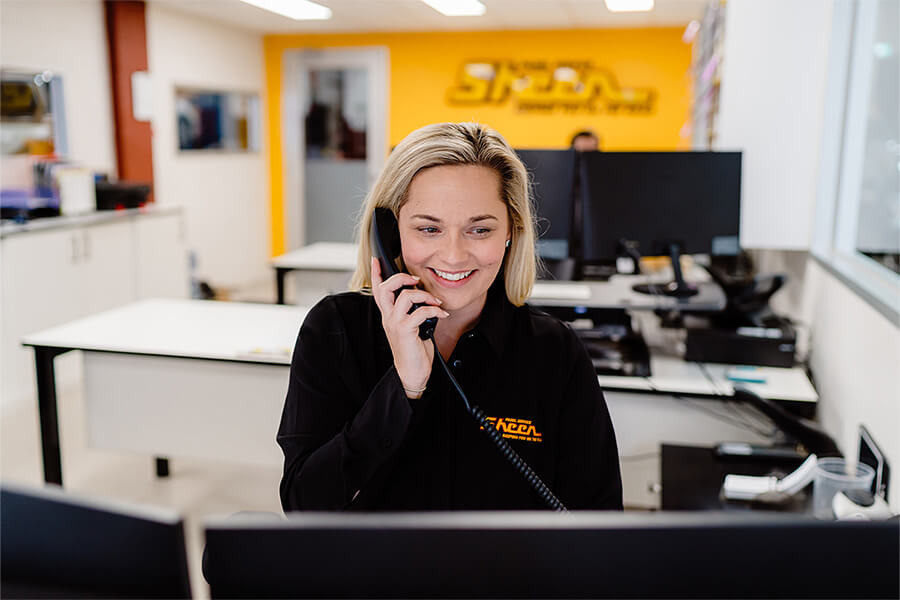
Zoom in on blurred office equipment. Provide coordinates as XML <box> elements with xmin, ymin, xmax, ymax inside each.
<box><xmin>515</xmin><ymin>149</ymin><xmax>578</xmax><ymax>280</ymax></box>
<box><xmin>580</xmin><ymin>151</ymin><xmax>742</xmax><ymax>297</ymax></box>
<box><xmin>203</xmin><ymin>511</ymin><xmax>899</xmax><ymax>599</ymax></box>
<box><xmin>94</xmin><ymin>178</ymin><xmax>152</xmax><ymax>210</ymax></box>
<box><xmin>683</xmin><ymin>270</ymin><xmax>797</xmax><ymax>367</ymax></box>
<box><xmin>0</xmin><ymin>70</ymin><xmax>67</xmax><ymax>156</ymax></box>
<box><xmin>1</xmin><ymin>482</ymin><xmax>192</xmax><ymax>599</ymax></box>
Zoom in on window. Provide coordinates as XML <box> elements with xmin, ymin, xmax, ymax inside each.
<box><xmin>814</xmin><ymin>0</ymin><xmax>899</xmax><ymax>322</ymax></box>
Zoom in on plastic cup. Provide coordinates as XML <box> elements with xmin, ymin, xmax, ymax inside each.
<box><xmin>812</xmin><ymin>458</ymin><xmax>875</xmax><ymax>519</ymax></box>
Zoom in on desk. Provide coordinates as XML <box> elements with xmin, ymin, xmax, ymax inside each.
<box><xmin>22</xmin><ymin>299</ymin><xmax>308</xmax><ymax>486</ymax></box>
<box><xmin>531</xmin><ymin>276</ymin><xmax>726</xmax><ymax>312</ymax></box>
<box><xmin>272</xmin><ymin>242</ymin><xmax>356</xmax><ymax>304</ymax></box>
<box><xmin>661</xmin><ymin>443</ymin><xmax>809</xmax><ymax>512</ymax></box>
<box><xmin>271</xmin><ymin>243</ymin><xmax>726</xmax><ymax>311</ymax></box>
<box><xmin>24</xmin><ymin>300</ymin><xmax>817</xmax><ymax>494</ymax></box>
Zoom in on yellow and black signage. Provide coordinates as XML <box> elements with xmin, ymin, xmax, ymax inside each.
<box><xmin>448</xmin><ymin>60</ymin><xmax>656</xmax><ymax>115</ymax></box>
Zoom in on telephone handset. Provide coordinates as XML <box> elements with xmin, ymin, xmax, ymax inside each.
<box><xmin>371</xmin><ymin>207</ymin><xmax>437</xmax><ymax>340</ymax></box>
<box><xmin>370</xmin><ymin>208</ymin><xmax>567</xmax><ymax>511</ymax></box>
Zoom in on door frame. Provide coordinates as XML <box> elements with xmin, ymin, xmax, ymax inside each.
<box><xmin>282</xmin><ymin>47</ymin><xmax>389</xmax><ymax>250</ymax></box>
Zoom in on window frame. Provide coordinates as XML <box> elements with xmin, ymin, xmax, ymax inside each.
<box><xmin>812</xmin><ymin>0</ymin><xmax>900</xmax><ymax>325</ymax></box>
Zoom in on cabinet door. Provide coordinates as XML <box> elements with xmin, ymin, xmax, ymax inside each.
<box><xmin>134</xmin><ymin>214</ymin><xmax>189</xmax><ymax>299</ymax></box>
<box><xmin>80</xmin><ymin>220</ymin><xmax>136</xmax><ymax>314</ymax></box>
<box><xmin>0</xmin><ymin>228</ymin><xmax>84</xmax><ymax>407</ymax></box>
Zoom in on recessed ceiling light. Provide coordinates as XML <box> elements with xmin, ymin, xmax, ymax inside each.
<box><xmin>239</xmin><ymin>0</ymin><xmax>332</xmax><ymax>20</ymax></box>
<box><xmin>421</xmin><ymin>0</ymin><xmax>486</xmax><ymax>17</ymax></box>
<box><xmin>604</xmin><ymin>0</ymin><xmax>655</xmax><ymax>13</ymax></box>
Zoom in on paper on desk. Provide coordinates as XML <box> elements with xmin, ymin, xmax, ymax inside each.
<box><xmin>531</xmin><ymin>283</ymin><xmax>592</xmax><ymax>300</ymax></box>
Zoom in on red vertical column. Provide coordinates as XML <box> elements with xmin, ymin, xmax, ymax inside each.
<box><xmin>104</xmin><ymin>0</ymin><xmax>154</xmax><ymax>198</ymax></box>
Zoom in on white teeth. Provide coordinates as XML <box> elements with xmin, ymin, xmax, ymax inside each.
<box><xmin>433</xmin><ymin>268</ymin><xmax>473</xmax><ymax>281</ymax></box>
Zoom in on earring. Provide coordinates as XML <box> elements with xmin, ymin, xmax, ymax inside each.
<box><xmin>505</xmin><ymin>239</ymin><xmax>511</xmax><ymax>248</ymax></box>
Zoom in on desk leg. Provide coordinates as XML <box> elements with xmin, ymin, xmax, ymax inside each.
<box><xmin>276</xmin><ymin>268</ymin><xmax>288</xmax><ymax>305</ymax></box>
<box><xmin>34</xmin><ymin>347</ymin><xmax>69</xmax><ymax>486</ymax></box>
<box><xmin>155</xmin><ymin>457</ymin><xmax>170</xmax><ymax>478</ymax></box>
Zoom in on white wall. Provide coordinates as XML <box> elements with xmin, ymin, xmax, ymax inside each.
<box><xmin>146</xmin><ymin>4</ymin><xmax>269</xmax><ymax>291</ymax></box>
<box><xmin>0</xmin><ymin>0</ymin><xmax>117</xmax><ymax>176</ymax></box>
<box><xmin>717</xmin><ymin>0</ymin><xmax>833</xmax><ymax>250</ymax></box>
<box><xmin>726</xmin><ymin>0</ymin><xmax>900</xmax><ymax>510</ymax></box>
<box><xmin>806</xmin><ymin>260</ymin><xmax>899</xmax><ymax>510</ymax></box>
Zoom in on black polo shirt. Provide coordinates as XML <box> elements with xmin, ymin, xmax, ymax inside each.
<box><xmin>277</xmin><ymin>281</ymin><xmax>623</xmax><ymax>512</ymax></box>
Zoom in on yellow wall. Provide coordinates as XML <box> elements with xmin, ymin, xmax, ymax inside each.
<box><xmin>264</xmin><ymin>28</ymin><xmax>692</xmax><ymax>255</ymax></box>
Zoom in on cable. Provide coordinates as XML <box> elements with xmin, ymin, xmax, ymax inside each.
<box><xmin>429</xmin><ymin>338</ymin><xmax>568</xmax><ymax>512</ymax></box>
<box><xmin>641</xmin><ymin>375</ymin><xmax>774</xmax><ymax>437</ymax></box>
<box><xmin>694</xmin><ymin>361</ymin><xmax>777</xmax><ymax>436</ymax></box>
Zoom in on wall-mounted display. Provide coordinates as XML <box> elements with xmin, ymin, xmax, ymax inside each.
<box><xmin>176</xmin><ymin>88</ymin><xmax>259</xmax><ymax>151</ymax></box>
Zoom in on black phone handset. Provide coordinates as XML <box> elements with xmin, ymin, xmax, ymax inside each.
<box><xmin>371</xmin><ymin>207</ymin><xmax>438</xmax><ymax>339</ymax></box>
<box><xmin>371</xmin><ymin>208</ymin><xmax>567</xmax><ymax>511</ymax></box>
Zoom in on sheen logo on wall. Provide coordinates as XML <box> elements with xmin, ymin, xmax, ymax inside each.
<box><xmin>447</xmin><ymin>60</ymin><xmax>656</xmax><ymax>114</ymax></box>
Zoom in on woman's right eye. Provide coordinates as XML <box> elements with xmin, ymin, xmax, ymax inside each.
<box><xmin>418</xmin><ymin>227</ymin><xmax>440</xmax><ymax>234</ymax></box>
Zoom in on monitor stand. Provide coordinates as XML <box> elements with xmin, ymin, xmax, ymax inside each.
<box><xmin>632</xmin><ymin>243</ymin><xmax>698</xmax><ymax>298</ymax></box>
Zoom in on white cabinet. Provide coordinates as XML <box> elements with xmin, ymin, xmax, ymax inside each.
<box><xmin>0</xmin><ymin>209</ymin><xmax>189</xmax><ymax>410</ymax></box>
<box><xmin>134</xmin><ymin>213</ymin><xmax>189</xmax><ymax>299</ymax></box>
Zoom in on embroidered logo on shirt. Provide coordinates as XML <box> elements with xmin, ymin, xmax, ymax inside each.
<box><xmin>481</xmin><ymin>416</ymin><xmax>543</xmax><ymax>443</ymax></box>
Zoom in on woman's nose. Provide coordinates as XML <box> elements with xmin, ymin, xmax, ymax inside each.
<box><xmin>440</xmin><ymin>233</ymin><xmax>469</xmax><ymax>264</ymax></box>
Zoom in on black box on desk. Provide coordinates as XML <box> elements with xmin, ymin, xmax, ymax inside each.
<box><xmin>95</xmin><ymin>181</ymin><xmax>150</xmax><ymax>210</ymax></box>
<box><xmin>684</xmin><ymin>322</ymin><xmax>796</xmax><ymax>368</ymax></box>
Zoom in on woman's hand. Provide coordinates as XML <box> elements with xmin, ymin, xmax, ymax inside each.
<box><xmin>371</xmin><ymin>257</ymin><xmax>449</xmax><ymax>398</ymax></box>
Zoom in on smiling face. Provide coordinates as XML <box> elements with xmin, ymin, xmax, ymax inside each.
<box><xmin>398</xmin><ymin>164</ymin><xmax>510</xmax><ymax>322</ymax></box>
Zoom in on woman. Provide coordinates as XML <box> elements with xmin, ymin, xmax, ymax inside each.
<box><xmin>278</xmin><ymin>122</ymin><xmax>622</xmax><ymax>511</ymax></box>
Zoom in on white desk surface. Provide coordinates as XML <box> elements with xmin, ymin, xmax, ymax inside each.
<box><xmin>23</xmin><ymin>299</ymin><xmax>815</xmax><ymax>403</ymax></box>
<box><xmin>531</xmin><ymin>275</ymin><xmax>725</xmax><ymax>312</ymax></box>
<box><xmin>599</xmin><ymin>356</ymin><xmax>818</xmax><ymax>403</ymax></box>
<box><xmin>272</xmin><ymin>242</ymin><xmax>358</xmax><ymax>271</ymax></box>
<box><xmin>21</xmin><ymin>299</ymin><xmax>309</xmax><ymax>365</ymax></box>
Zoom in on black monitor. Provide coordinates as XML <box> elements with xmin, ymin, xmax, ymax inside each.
<box><xmin>203</xmin><ymin>511</ymin><xmax>898</xmax><ymax>599</ymax></box>
<box><xmin>1</xmin><ymin>482</ymin><xmax>192</xmax><ymax>599</ymax></box>
<box><xmin>581</xmin><ymin>151</ymin><xmax>742</xmax><ymax>296</ymax></box>
<box><xmin>515</xmin><ymin>149</ymin><xmax>577</xmax><ymax>261</ymax></box>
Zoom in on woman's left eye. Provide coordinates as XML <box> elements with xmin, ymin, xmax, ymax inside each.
<box><xmin>471</xmin><ymin>228</ymin><xmax>492</xmax><ymax>235</ymax></box>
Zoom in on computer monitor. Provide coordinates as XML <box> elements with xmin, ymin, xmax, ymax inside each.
<box><xmin>1</xmin><ymin>482</ymin><xmax>192</xmax><ymax>599</ymax></box>
<box><xmin>581</xmin><ymin>151</ymin><xmax>742</xmax><ymax>296</ymax></box>
<box><xmin>515</xmin><ymin>149</ymin><xmax>577</xmax><ymax>261</ymax></box>
<box><xmin>203</xmin><ymin>511</ymin><xmax>898</xmax><ymax>599</ymax></box>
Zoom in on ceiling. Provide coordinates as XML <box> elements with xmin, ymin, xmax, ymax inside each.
<box><xmin>149</xmin><ymin>0</ymin><xmax>709</xmax><ymax>34</ymax></box>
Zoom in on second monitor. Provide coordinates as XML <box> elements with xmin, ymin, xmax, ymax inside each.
<box><xmin>580</xmin><ymin>151</ymin><xmax>742</xmax><ymax>295</ymax></box>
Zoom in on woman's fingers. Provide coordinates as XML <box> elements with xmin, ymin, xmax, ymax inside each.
<box><xmin>392</xmin><ymin>288</ymin><xmax>442</xmax><ymax>316</ymax></box>
<box><xmin>401</xmin><ymin>305</ymin><xmax>449</xmax><ymax>330</ymax></box>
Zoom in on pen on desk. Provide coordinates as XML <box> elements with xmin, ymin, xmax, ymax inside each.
<box><xmin>726</xmin><ymin>366</ymin><xmax>767</xmax><ymax>384</ymax></box>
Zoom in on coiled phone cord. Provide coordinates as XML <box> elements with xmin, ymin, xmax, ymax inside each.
<box><xmin>431</xmin><ymin>343</ymin><xmax>568</xmax><ymax>512</ymax></box>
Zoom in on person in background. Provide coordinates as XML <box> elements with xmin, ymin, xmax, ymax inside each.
<box><xmin>277</xmin><ymin>122</ymin><xmax>622</xmax><ymax>512</ymax></box>
<box><xmin>570</xmin><ymin>130</ymin><xmax>600</xmax><ymax>152</ymax></box>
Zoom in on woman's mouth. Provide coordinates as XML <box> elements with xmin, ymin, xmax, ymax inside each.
<box><xmin>429</xmin><ymin>267</ymin><xmax>475</xmax><ymax>286</ymax></box>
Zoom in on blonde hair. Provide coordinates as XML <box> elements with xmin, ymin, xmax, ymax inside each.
<box><xmin>349</xmin><ymin>122</ymin><xmax>537</xmax><ymax>306</ymax></box>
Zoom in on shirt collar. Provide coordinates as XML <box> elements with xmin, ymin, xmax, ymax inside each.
<box><xmin>467</xmin><ymin>276</ymin><xmax>515</xmax><ymax>358</ymax></box>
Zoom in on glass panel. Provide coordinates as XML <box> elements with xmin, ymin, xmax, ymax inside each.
<box><xmin>304</xmin><ymin>68</ymin><xmax>369</xmax><ymax>243</ymax></box>
<box><xmin>304</xmin><ymin>69</ymin><xmax>367</xmax><ymax>160</ymax></box>
<box><xmin>1</xmin><ymin>70</ymin><xmax>59</xmax><ymax>155</ymax></box>
<box><xmin>176</xmin><ymin>89</ymin><xmax>259</xmax><ymax>151</ymax></box>
<box><xmin>854</xmin><ymin>0</ymin><xmax>899</xmax><ymax>274</ymax></box>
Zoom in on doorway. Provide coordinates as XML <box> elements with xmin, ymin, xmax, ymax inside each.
<box><xmin>282</xmin><ymin>47</ymin><xmax>388</xmax><ymax>249</ymax></box>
